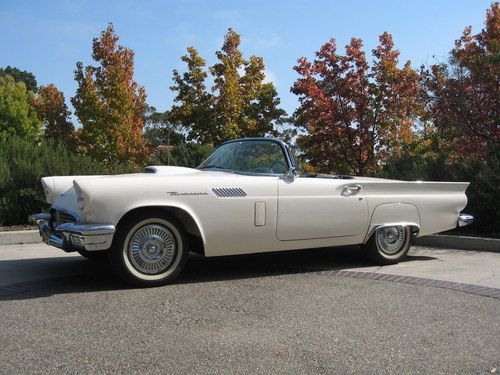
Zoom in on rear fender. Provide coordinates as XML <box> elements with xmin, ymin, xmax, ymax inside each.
<box><xmin>364</xmin><ymin>203</ymin><xmax>420</xmax><ymax>243</ymax></box>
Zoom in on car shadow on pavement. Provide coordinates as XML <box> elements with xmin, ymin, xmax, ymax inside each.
<box><xmin>178</xmin><ymin>247</ymin><xmax>437</xmax><ymax>284</ymax></box>
<box><xmin>0</xmin><ymin>246</ymin><xmax>437</xmax><ymax>301</ymax></box>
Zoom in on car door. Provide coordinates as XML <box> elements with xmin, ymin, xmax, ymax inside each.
<box><xmin>276</xmin><ymin>177</ymin><xmax>368</xmax><ymax>241</ymax></box>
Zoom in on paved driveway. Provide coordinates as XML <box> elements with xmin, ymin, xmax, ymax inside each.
<box><xmin>0</xmin><ymin>244</ymin><xmax>499</xmax><ymax>374</ymax></box>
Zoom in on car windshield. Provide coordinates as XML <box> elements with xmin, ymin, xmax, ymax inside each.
<box><xmin>198</xmin><ymin>140</ymin><xmax>289</xmax><ymax>175</ymax></box>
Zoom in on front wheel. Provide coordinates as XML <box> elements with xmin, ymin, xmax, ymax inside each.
<box><xmin>364</xmin><ymin>225</ymin><xmax>411</xmax><ymax>265</ymax></box>
<box><xmin>108</xmin><ymin>212</ymin><xmax>189</xmax><ymax>287</ymax></box>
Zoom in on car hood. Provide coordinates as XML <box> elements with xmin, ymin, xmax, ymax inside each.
<box><xmin>43</xmin><ymin>166</ymin><xmax>231</xmax><ymax>204</ymax></box>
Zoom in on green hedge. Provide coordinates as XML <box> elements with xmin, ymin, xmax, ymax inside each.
<box><xmin>0</xmin><ymin>136</ymin><xmax>138</xmax><ymax>226</ymax></box>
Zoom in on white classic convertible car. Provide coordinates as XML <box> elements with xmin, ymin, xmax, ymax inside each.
<box><xmin>33</xmin><ymin>138</ymin><xmax>473</xmax><ymax>286</ymax></box>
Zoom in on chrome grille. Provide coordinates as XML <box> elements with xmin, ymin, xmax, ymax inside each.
<box><xmin>51</xmin><ymin>209</ymin><xmax>78</xmax><ymax>227</ymax></box>
<box><xmin>212</xmin><ymin>187</ymin><xmax>247</xmax><ymax>198</ymax></box>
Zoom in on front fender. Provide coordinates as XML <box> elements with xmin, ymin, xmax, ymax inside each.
<box><xmin>112</xmin><ymin>202</ymin><xmax>207</xmax><ymax>247</ymax></box>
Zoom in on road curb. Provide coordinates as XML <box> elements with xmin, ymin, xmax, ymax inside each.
<box><xmin>0</xmin><ymin>230</ymin><xmax>40</xmax><ymax>246</ymax></box>
<box><xmin>415</xmin><ymin>234</ymin><xmax>500</xmax><ymax>252</ymax></box>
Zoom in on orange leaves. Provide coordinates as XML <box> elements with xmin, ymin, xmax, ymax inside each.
<box><xmin>71</xmin><ymin>23</ymin><xmax>148</xmax><ymax>166</ymax></box>
<box><xmin>36</xmin><ymin>84</ymin><xmax>75</xmax><ymax>147</ymax></box>
<box><xmin>294</xmin><ymin>3</ymin><xmax>497</xmax><ymax>175</ymax></box>
<box><xmin>424</xmin><ymin>3</ymin><xmax>499</xmax><ymax>161</ymax></box>
<box><xmin>293</xmin><ymin>32</ymin><xmax>423</xmax><ymax>176</ymax></box>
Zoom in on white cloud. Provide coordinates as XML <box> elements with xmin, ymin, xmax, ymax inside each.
<box><xmin>252</xmin><ymin>35</ymin><xmax>280</xmax><ymax>49</ymax></box>
<box><xmin>210</xmin><ymin>9</ymin><xmax>240</xmax><ymax>21</ymax></box>
<box><xmin>263</xmin><ymin>68</ymin><xmax>277</xmax><ymax>84</ymax></box>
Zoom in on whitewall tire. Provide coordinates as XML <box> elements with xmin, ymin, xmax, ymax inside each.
<box><xmin>364</xmin><ymin>225</ymin><xmax>411</xmax><ymax>265</ymax></box>
<box><xmin>108</xmin><ymin>211</ymin><xmax>189</xmax><ymax>286</ymax></box>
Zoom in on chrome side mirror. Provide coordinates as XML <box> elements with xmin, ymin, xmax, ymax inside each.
<box><xmin>281</xmin><ymin>166</ymin><xmax>297</xmax><ymax>181</ymax></box>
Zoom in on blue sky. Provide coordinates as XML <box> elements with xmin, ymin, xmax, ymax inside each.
<box><xmin>0</xmin><ymin>0</ymin><xmax>493</xmax><ymax>120</ymax></box>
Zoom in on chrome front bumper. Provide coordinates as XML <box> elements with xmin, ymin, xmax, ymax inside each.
<box><xmin>32</xmin><ymin>213</ymin><xmax>115</xmax><ymax>252</ymax></box>
<box><xmin>457</xmin><ymin>213</ymin><xmax>474</xmax><ymax>227</ymax></box>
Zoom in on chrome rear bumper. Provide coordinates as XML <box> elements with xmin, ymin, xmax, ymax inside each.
<box><xmin>457</xmin><ymin>213</ymin><xmax>474</xmax><ymax>227</ymax></box>
<box><xmin>32</xmin><ymin>213</ymin><xmax>115</xmax><ymax>252</ymax></box>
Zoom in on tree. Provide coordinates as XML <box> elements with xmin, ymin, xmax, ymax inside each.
<box><xmin>424</xmin><ymin>3</ymin><xmax>499</xmax><ymax>160</ymax></box>
<box><xmin>35</xmin><ymin>84</ymin><xmax>75</xmax><ymax>147</ymax></box>
<box><xmin>71</xmin><ymin>23</ymin><xmax>148</xmax><ymax>165</ymax></box>
<box><xmin>143</xmin><ymin>106</ymin><xmax>213</xmax><ymax>167</ymax></box>
<box><xmin>170</xmin><ymin>28</ymin><xmax>286</xmax><ymax>144</ymax></box>
<box><xmin>170</xmin><ymin>47</ymin><xmax>215</xmax><ymax>143</ymax></box>
<box><xmin>209</xmin><ymin>29</ymin><xmax>246</xmax><ymax>142</ymax></box>
<box><xmin>143</xmin><ymin>106</ymin><xmax>186</xmax><ymax>147</ymax></box>
<box><xmin>0</xmin><ymin>75</ymin><xmax>42</xmax><ymax>140</ymax></box>
<box><xmin>0</xmin><ymin>66</ymin><xmax>37</xmax><ymax>92</ymax></box>
<box><xmin>292</xmin><ymin>33</ymin><xmax>422</xmax><ymax>175</ymax></box>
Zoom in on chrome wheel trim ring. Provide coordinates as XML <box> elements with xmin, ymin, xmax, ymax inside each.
<box><xmin>376</xmin><ymin>226</ymin><xmax>406</xmax><ymax>255</ymax></box>
<box><xmin>127</xmin><ymin>224</ymin><xmax>176</xmax><ymax>275</ymax></box>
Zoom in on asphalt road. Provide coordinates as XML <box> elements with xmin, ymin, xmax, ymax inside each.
<box><xmin>0</xmin><ymin>244</ymin><xmax>499</xmax><ymax>374</ymax></box>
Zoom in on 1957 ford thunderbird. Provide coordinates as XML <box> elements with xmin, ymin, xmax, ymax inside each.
<box><xmin>32</xmin><ymin>137</ymin><xmax>474</xmax><ymax>286</ymax></box>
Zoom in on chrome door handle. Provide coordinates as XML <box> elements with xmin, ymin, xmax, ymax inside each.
<box><xmin>342</xmin><ymin>184</ymin><xmax>362</xmax><ymax>196</ymax></box>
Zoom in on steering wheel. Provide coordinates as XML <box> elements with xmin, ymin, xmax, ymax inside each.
<box><xmin>270</xmin><ymin>161</ymin><xmax>288</xmax><ymax>174</ymax></box>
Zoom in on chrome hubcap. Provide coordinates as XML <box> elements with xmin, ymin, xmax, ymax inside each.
<box><xmin>128</xmin><ymin>225</ymin><xmax>176</xmax><ymax>274</ymax></box>
<box><xmin>376</xmin><ymin>226</ymin><xmax>405</xmax><ymax>255</ymax></box>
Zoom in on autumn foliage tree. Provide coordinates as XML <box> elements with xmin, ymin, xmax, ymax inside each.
<box><xmin>35</xmin><ymin>84</ymin><xmax>75</xmax><ymax>147</ymax></box>
<box><xmin>170</xmin><ymin>28</ymin><xmax>286</xmax><ymax>144</ymax></box>
<box><xmin>292</xmin><ymin>33</ymin><xmax>422</xmax><ymax>175</ymax></box>
<box><xmin>72</xmin><ymin>23</ymin><xmax>148</xmax><ymax>165</ymax></box>
<box><xmin>423</xmin><ymin>3</ymin><xmax>499</xmax><ymax>160</ymax></box>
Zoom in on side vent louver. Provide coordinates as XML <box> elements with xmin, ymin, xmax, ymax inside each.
<box><xmin>212</xmin><ymin>188</ymin><xmax>247</xmax><ymax>198</ymax></box>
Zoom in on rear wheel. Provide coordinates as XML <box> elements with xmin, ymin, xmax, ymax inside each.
<box><xmin>364</xmin><ymin>225</ymin><xmax>411</xmax><ymax>265</ymax></box>
<box><xmin>108</xmin><ymin>211</ymin><xmax>189</xmax><ymax>287</ymax></box>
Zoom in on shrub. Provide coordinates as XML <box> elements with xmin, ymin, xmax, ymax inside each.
<box><xmin>0</xmin><ymin>136</ymin><xmax>138</xmax><ymax>226</ymax></box>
